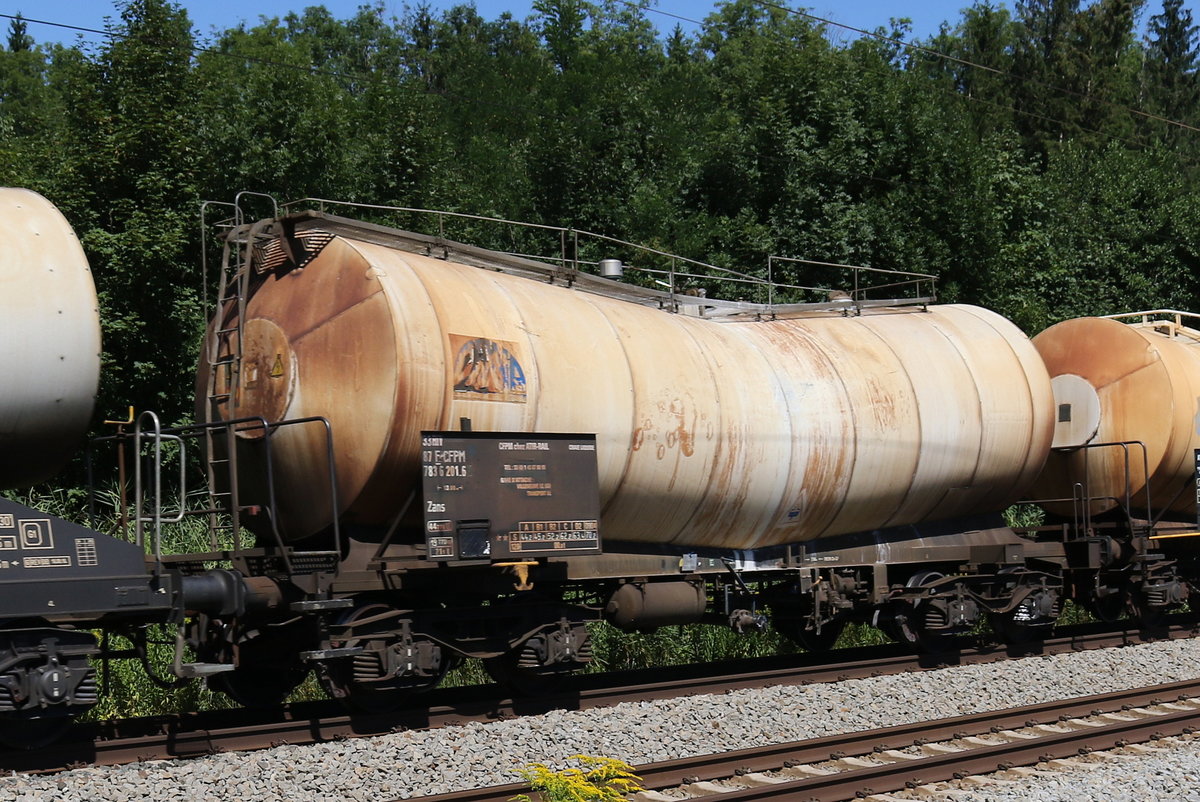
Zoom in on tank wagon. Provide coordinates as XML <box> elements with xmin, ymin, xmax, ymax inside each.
<box><xmin>1031</xmin><ymin>312</ymin><xmax>1200</xmax><ymax>619</ymax></box>
<box><xmin>0</xmin><ymin>189</ymin><xmax>1195</xmax><ymax>740</ymax></box>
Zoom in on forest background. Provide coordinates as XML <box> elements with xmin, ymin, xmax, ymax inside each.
<box><xmin>1</xmin><ymin>0</ymin><xmax>1198</xmax><ymax>425</ymax></box>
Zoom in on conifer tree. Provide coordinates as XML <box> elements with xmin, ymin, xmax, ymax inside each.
<box><xmin>1144</xmin><ymin>0</ymin><xmax>1200</xmax><ymax>137</ymax></box>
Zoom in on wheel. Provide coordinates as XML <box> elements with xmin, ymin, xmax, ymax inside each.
<box><xmin>988</xmin><ymin>609</ymin><xmax>1051</xmax><ymax>645</ymax></box>
<box><xmin>880</xmin><ymin>602</ymin><xmax>958</xmax><ymax>652</ymax></box>
<box><xmin>483</xmin><ymin>647</ymin><xmax>570</xmax><ymax>697</ymax></box>
<box><xmin>1085</xmin><ymin>586</ymin><xmax>1127</xmax><ymax>623</ymax></box>
<box><xmin>325</xmin><ymin>667</ymin><xmax>414</xmax><ymax>712</ymax></box>
<box><xmin>774</xmin><ymin>618</ymin><xmax>845</xmax><ymax>652</ymax></box>
<box><xmin>209</xmin><ymin>662</ymin><xmax>307</xmax><ymax>708</ymax></box>
<box><xmin>483</xmin><ymin>627</ymin><xmax>592</xmax><ymax>696</ymax></box>
<box><xmin>202</xmin><ymin>624</ymin><xmax>309</xmax><ymax>708</ymax></box>
<box><xmin>322</xmin><ymin>604</ymin><xmax>448</xmax><ymax>712</ymax></box>
<box><xmin>1130</xmin><ymin>592</ymin><xmax>1168</xmax><ymax>630</ymax></box>
<box><xmin>989</xmin><ymin>592</ymin><xmax>1058</xmax><ymax>645</ymax></box>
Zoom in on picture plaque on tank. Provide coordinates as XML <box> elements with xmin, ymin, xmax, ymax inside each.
<box><xmin>421</xmin><ymin>431</ymin><xmax>601</xmax><ymax>562</ymax></box>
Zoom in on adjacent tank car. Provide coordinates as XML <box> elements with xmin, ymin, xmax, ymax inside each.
<box><xmin>0</xmin><ymin>188</ymin><xmax>101</xmax><ymax>488</ymax></box>
<box><xmin>0</xmin><ymin>189</ymin><xmax>1194</xmax><ymax>738</ymax></box>
<box><xmin>0</xmin><ymin>190</ymin><xmax>257</xmax><ymax>743</ymax></box>
<box><xmin>1031</xmin><ymin>312</ymin><xmax>1200</xmax><ymax>619</ymax></box>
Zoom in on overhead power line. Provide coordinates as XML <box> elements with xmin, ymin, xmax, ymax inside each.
<box><xmin>609</xmin><ymin>0</ymin><xmax>1163</xmax><ymax>149</ymax></box>
<box><xmin>0</xmin><ymin>12</ymin><xmax>361</xmax><ymax>81</ymax></box>
<box><xmin>4</xmin><ymin>3</ymin><xmax>1189</xmax><ymax>152</ymax></box>
<box><xmin>747</xmin><ymin>0</ymin><xmax>1200</xmax><ymax>135</ymax></box>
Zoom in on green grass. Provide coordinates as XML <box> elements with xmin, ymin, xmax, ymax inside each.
<box><xmin>585</xmin><ymin>620</ymin><xmax>796</xmax><ymax>671</ymax></box>
<box><xmin>83</xmin><ymin>628</ymin><xmax>239</xmax><ymax>721</ymax></box>
<box><xmin>1003</xmin><ymin>503</ymin><xmax>1047</xmax><ymax>529</ymax></box>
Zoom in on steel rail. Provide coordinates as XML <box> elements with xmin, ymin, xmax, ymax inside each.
<box><xmin>419</xmin><ymin>677</ymin><xmax>1200</xmax><ymax>802</ymax></box>
<box><xmin>2</xmin><ymin>617</ymin><xmax>1194</xmax><ymax>774</ymax></box>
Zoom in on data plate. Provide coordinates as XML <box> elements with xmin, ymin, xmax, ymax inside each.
<box><xmin>421</xmin><ymin>432</ymin><xmax>601</xmax><ymax>561</ymax></box>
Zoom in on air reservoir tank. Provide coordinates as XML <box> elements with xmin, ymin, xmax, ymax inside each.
<box><xmin>0</xmin><ymin>189</ymin><xmax>101</xmax><ymax>489</ymax></box>
<box><xmin>1032</xmin><ymin>313</ymin><xmax>1200</xmax><ymax>518</ymax></box>
<box><xmin>205</xmin><ymin>215</ymin><xmax>1055</xmax><ymax>547</ymax></box>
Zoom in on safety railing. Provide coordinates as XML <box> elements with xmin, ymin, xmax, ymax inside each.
<box><xmin>278</xmin><ymin>197</ymin><xmax>938</xmax><ymax>314</ymax></box>
<box><xmin>87</xmin><ymin>413</ymin><xmax>342</xmax><ymax>580</ymax></box>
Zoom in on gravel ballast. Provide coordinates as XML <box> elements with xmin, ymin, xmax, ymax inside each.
<box><xmin>3</xmin><ymin>638</ymin><xmax>1200</xmax><ymax>801</ymax></box>
<box><xmin>916</xmin><ymin>739</ymin><xmax>1200</xmax><ymax>802</ymax></box>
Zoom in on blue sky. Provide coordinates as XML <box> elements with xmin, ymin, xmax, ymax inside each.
<box><xmin>8</xmin><ymin>0</ymin><xmax>1189</xmax><ymax>49</ymax></box>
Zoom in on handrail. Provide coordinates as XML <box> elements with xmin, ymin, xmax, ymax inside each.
<box><xmin>1103</xmin><ymin>309</ymin><xmax>1200</xmax><ymax>324</ymax></box>
<box><xmin>199</xmin><ymin>200</ymin><xmax>236</xmax><ymax>316</ymax></box>
<box><xmin>234</xmin><ymin>191</ymin><xmax>278</xmax><ymax>227</ymax></box>
<box><xmin>278</xmin><ymin>196</ymin><xmax>937</xmax><ymax>312</ymax></box>
<box><xmin>1058</xmin><ymin>440</ymin><xmax>1153</xmax><ymax>535</ymax></box>
<box><xmin>1103</xmin><ymin>310</ymin><xmax>1200</xmax><ymax>345</ymax></box>
<box><xmin>92</xmin><ymin>414</ymin><xmax>342</xmax><ymax>578</ymax></box>
<box><xmin>132</xmin><ymin>411</ymin><xmax>188</xmax><ymax>563</ymax></box>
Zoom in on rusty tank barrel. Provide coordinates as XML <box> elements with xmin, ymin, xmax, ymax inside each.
<box><xmin>204</xmin><ymin>215</ymin><xmax>1055</xmax><ymax>548</ymax></box>
<box><xmin>0</xmin><ymin>189</ymin><xmax>101</xmax><ymax>489</ymax></box>
<box><xmin>1032</xmin><ymin>312</ymin><xmax>1200</xmax><ymax>519</ymax></box>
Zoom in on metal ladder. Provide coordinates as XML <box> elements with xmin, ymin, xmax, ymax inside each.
<box><xmin>202</xmin><ymin>192</ymin><xmax>279</xmax><ymax>426</ymax></box>
<box><xmin>205</xmin><ymin>230</ymin><xmax>250</xmax><ymax>420</ymax></box>
<box><xmin>200</xmin><ymin>194</ymin><xmax>279</xmax><ymax>554</ymax></box>
<box><xmin>203</xmin><ymin>232</ymin><xmax>251</xmax><ymax>553</ymax></box>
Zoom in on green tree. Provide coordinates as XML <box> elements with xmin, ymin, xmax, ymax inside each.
<box><xmin>1143</xmin><ymin>0</ymin><xmax>1200</xmax><ymax>142</ymax></box>
<box><xmin>933</xmin><ymin>3</ymin><xmax>1020</xmax><ymax>137</ymax></box>
<box><xmin>1071</xmin><ymin>0</ymin><xmax>1142</xmax><ymax>141</ymax></box>
<box><xmin>54</xmin><ymin>0</ymin><xmax>203</xmax><ymax>420</ymax></box>
<box><xmin>6</xmin><ymin>14</ymin><xmax>31</xmax><ymax>51</ymax></box>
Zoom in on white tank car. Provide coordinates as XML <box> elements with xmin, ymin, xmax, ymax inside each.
<box><xmin>202</xmin><ymin>213</ymin><xmax>1056</xmax><ymax>547</ymax></box>
<box><xmin>0</xmin><ymin>188</ymin><xmax>101</xmax><ymax>489</ymax></box>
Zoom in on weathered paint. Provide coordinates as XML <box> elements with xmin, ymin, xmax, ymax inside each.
<box><xmin>0</xmin><ymin>189</ymin><xmax>100</xmax><ymax>489</ymax></box>
<box><xmin>215</xmin><ymin>227</ymin><xmax>1055</xmax><ymax>546</ymax></box>
<box><xmin>1034</xmin><ymin>316</ymin><xmax>1200</xmax><ymax>517</ymax></box>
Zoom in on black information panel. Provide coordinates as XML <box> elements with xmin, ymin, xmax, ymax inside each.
<box><xmin>421</xmin><ymin>431</ymin><xmax>601</xmax><ymax>562</ymax></box>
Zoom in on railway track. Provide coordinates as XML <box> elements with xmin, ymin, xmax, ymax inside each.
<box><xmin>3</xmin><ymin>617</ymin><xmax>1194</xmax><ymax>775</ymax></box>
<box><xmin>422</xmin><ymin>677</ymin><xmax>1200</xmax><ymax>802</ymax></box>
